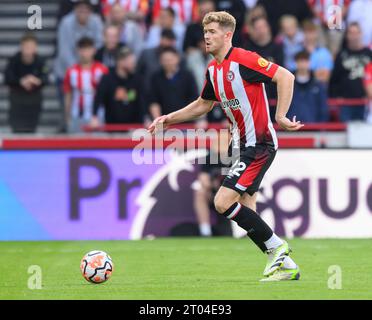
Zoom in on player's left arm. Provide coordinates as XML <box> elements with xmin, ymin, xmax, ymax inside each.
<box><xmin>238</xmin><ymin>50</ymin><xmax>303</xmax><ymax>131</ymax></box>
<box><xmin>272</xmin><ymin>66</ymin><xmax>304</xmax><ymax>131</ymax></box>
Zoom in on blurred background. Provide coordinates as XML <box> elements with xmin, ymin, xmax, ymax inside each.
<box><xmin>0</xmin><ymin>0</ymin><xmax>371</xmax><ymax>241</ymax></box>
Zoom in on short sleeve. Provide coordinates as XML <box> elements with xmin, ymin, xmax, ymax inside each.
<box><xmin>238</xmin><ymin>50</ymin><xmax>279</xmax><ymax>83</ymax></box>
<box><xmin>200</xmin><ymin>69</ymin><xmax>218</xmax><ymax>101</ymax></box>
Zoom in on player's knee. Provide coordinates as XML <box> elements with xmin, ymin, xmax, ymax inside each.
<box><xmin>213</xmin><ymin>194</ymin><xmax>231</xmax><ymax>214</ymax></box>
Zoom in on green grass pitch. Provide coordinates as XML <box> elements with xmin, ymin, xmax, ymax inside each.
<box><xmin>0</xmin><ymin>238</ymin><xmax>371</xmax><ymax>300</ymax></box>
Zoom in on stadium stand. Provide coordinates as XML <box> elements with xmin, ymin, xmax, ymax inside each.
<box><xmin>0</xmin><ymin>0</ymin><xmax>61</xmax><ymax>133</ymax></box>
<box><xmin>0</xmin><ymin>0</ymin><xmax>370</xmax><ymax>146</ymax></box>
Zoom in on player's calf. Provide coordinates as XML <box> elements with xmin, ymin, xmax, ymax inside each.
<box><xmin>214</xmin><ymin>187</ymin><xmax>291</xmax><ymax>277</ymax></box>
<box><xmin>217</xmin><ymin>198</ymin><xmax>291</xmax><ymax>276</ymax></box>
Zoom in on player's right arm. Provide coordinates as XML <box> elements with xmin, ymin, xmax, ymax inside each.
<box><xmin>148</xmin><ymin>66</ymin><xmax>217</xmax><ymax>134</ymax></box>
<box><xmin>147</xmin><ymin>97</ymin><xmax>214</xmax><ymax>134</ymax></box>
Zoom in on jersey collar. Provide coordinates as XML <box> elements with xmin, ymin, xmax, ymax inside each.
<box><xmin>224</xmin><ymin>46</ymin><xmax>234</xmax><ymax>60</ymax></box>
<box><xmin>216</xmin><ymin>46</ymin><xmax>234</xmax><ymax>68</ymax></box>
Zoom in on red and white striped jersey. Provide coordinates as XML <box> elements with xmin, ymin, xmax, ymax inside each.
<box><xmin>201</xmin><ymin>47</ymin><xmax>279</xmax><ymax>149</ymax></box>
<box><xmin>101</xmin><ymin>0</ymin><xmax>150</xmax><ymax>17</ymax></box>
<box><xmin>152</xmin><ymin>0</ymin><xmax>199</xmax><ymax>24</ymax></box>
<box><xmin>63</xmin><ymin>62</ymin><xmax>108</xmax><ymax>120</ymax></box>
<box><xmin>307</xmin><ymin>0</ymin><xmax>351</xmax><ymax>24</ymax></box>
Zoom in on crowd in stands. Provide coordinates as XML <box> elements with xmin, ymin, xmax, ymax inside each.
<box><xmin>4</xmin><ymin>0</ymin><xmax>372</xmax><ymax>133</ymax></box>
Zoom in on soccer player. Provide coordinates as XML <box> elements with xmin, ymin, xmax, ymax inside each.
<box><xmin>148</xmin><ymin>11</ymin><xmax>303</xmax><ymax>281</ymax></box>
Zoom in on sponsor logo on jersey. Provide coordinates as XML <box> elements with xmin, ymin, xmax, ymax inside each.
<box><xmin>222</xmin><ymin>98</ymin><xmax>241</xmax><ymax>110</ymax></box>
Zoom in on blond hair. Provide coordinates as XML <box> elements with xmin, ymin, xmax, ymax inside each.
<box><xmin>202</xmin><ymin>11</ymin><xmax>236</xmax><ymax>32</ymax></box>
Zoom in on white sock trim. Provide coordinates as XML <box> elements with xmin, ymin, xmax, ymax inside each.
<box><xmin>264</xmin><ymin>233</ymin><xmax>284</xmax><ymax>250</ymax></box>
<box><xmin>226</xmin><ymin>203</ymin><xmax>241</xmax><ymax>219</ymax></box>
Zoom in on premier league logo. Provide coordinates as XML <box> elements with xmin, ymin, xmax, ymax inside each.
<box><xmin>226</xmin><ymin>70</ymin><xmax>235</xmax><ymax>82</ymax></box>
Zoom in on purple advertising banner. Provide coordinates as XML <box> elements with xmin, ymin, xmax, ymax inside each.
<box><xmin>0</xmin><ymin>150</ymin><xmax>204</xmax><ymax>240</ymax></box>
<box><xmin>2</xmin><ymin>149</ymin><xmax>372</xmax><ymax>240</ymax></box>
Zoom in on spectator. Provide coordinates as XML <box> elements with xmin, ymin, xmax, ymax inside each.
<box><xmin>244</xmin><ymin>4</ymin><xmax>267</xmax><ymax>25</ymax></box>
<box><xmin>214</xmin><ymin>0</ymin><xmax>247</xmax><ymax>47</ymax></box>
<box><xmin>137</xmin><ymin>28</ymin><xmax>179</xmax><ymax>97</ymax></box>
<box><xmin>241</xmin><ymin>3</ymin><xmax>267</xmax><ymax>45</ymax></box>
<box><xmin>364</xmin><ymin>62</ymin><xmax>372</xmax><ymax>123</ymax></box>
<box><xmin>330</xmin><ymin>23</ymin><xmax>372</xmax><ymax>122</ymax></box>
<box><xmin>347</xmin><ymin>0</ymin><xmax>372</xmax><ymax>49</ymax></box>
<box><xmin>148</xmin><ymin>46</ymin><xmax>198</xmax><ymax>119</ymax></box>
<box><xmin>243</xmin><ymin>16</ymin><xmax>284</xmax><ymax>114</ymax></box>
<box><xmin>183</xmin><ymin>0</ymin><xmax>215</xmax><ymax>92</ymax></box>
<box><xmin>145</xmin><ymin>7</ymin><xmax>186</xmax><ymax>52</ymax></box>
<box><xmin>243</xmin><ymin>16</ymin><xmax>284</xmax><ymax>67</ymax></box>
<box><xmin>151</xmin><ymin>0</ymin><xmax>199</xmax><ymax>25</ymax></box>
<box><xmin>186</xmin><ymin>40</ymin><xmax>213</xmax><ymax>94</ymax></box>
<box><xmin>308</xmin><ymin>0</ymin><xmax>351</xmax><ymax>57</ymax></box>
<box><xmin>287</xmin><ymin>50</ymin><xmax>329</xmax><ymax>122</ymax></box>
<box><xmin>54</xmin><ymin>0</ymin><xmax>104</xmax><ymax>105</ymax></box>
<box><xmin>277</xmin><ymin>15</ymin><xmax>304</xmax><ymax>72</ymax></box>
<box><xmin>242</xmin><ymin>0</ymin><xmax>259</xmax><ymax>9</ymax></box>
<box><xmin>95</xmin><ymin>25</ymin><xmax>124</xmax><ymax>70</ymax></box>
<box><xmin>57</xmin><ymin>0</ymin><xmax>102</xmax><ymax>22</ymax></box>
<box><xmin>101</xmin><ymin>0</ymin><xmax>149</xmax><ymax>22</ymax></box>
<box><xmin>183</xmin><ymin>0</ymin><xmax>215</xmax><ymax>53</ymax></box>
<box><xmin>107</xmin><ymin>3</ymin><xmax>145</xmax><ymax>57</ymax></box>
<box><xmin>257</xmin><ymin>0</ymin><xmax>312</xmax><ymax>37</ymax></box>
<box><xmin>303</xmin><ymin>20</ymin><xmax>333</xmax><ymax>83</ymax></box>
<box><xmin>63</xmin><ymin>37</ymin><xmax>108</xmax><ymax>133</ymax></box>
<box><xmin>91</xmin><ymin>47</ymin><xmax>144</xmax><ymax>127</ymax></box>
<box><xmin>4</xmin><ymin>33</ymin><xmax>48</xmax><ymax>133</ymax></box>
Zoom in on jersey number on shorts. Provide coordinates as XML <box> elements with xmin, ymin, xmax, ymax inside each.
<box><xmin>228</xmin><ymin>160</ymin><xmax>247</xmax><ymax>177</ymax></box>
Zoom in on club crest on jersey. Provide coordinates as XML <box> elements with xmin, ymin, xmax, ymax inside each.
<box><xmin>226</xmin><ymin>70</ymin><xmax>235</xmax><ymax>82</ymax></box>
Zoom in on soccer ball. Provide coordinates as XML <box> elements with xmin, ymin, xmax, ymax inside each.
<box><xmin>80</xmin><ymin>250</ymin><xmax>114</xmax><ymax>284</ymax></box>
